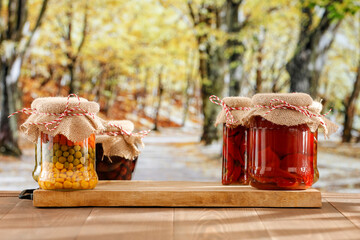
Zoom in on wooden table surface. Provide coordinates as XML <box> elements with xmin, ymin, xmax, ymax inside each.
<box><xmin>0</xmin><ymin>191</ymin><xmax>359</xmax><ymax>240</ymax></box>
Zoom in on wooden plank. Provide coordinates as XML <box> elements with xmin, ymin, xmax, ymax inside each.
<box><xmin>76</xmin><ymin>208</ymin><xmax>174</xmax><ymax>240</ymax></box>
<box><xmin>255</xmin><ymin>200</ymin><xmax>360</xmax><ymax>240</ymax></box>
<box><xmin>174</xmin><ymin>208</ymin><xmax>271</xmax><ymax>240</ymax></box>
<box><xmin>325</xmin><ymin>195</ymin><xmax>360</xmax><ymax>229</ymax></box>
<box><xmin>33</xmin><ymin>181</ymin><xmax>322</xmax><ymax>208</ymax></box>
<box><xmin>0</xmin><ymin>197</ymin><xmax>19</xmax><ymax>220</ymax></box>
<box><xmin>0</xmin><ymin>199</ymin><xmax>92</xmax><ymax>240</ymax></box>
<box><xmin>0</xmin><ymin>191</ymin><xmax>20</xmax><ymax>197</ymax></box>
<box><xmin>323</xmin><ymin>193</ymin><xmax>360</xmax><ymax>199</ymax></box>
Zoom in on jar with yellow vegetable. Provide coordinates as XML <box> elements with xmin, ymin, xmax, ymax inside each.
<box><xmin>12</xmin><ymin>94</ymin><xmax>104</xmax><ymax>190</ymax></box>
<box><xmin>37</xmin><ymin>133</ymin><xmax>97</xmax><ymax>190</ymax></box>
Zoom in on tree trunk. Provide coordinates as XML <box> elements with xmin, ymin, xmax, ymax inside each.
<box><xmin>0</xmin><ymin>0</ymin><xmax>48</xmax><ymax>156</ymax></box>
<box><xmin>139</xmin><ymin>68</ymin><xmax>150</xmax><ymax>112</ymax></box>
<box><xmin>255</xmin><ymin>40</ymin><xmax>264</xmax><ymax>93</ymax></box>
<box><xmin>200</xmin><ymin>46</ymin><xmax>224</xmax><ymax>145</ymax></box>
<box><xmin>182</xmin><ymin>51</ymin><xmax>195</xmax><ymax>127</ymax></box>
<box><xmin>342</xmin><ymin>62</ymin><xmax>360</xmax><ymax>143</ymax></box>
<box><xmin>226</xmin><ymin>0</ymin><xmax>243</xmax><ymax>96</ymax></box>
<box><xmin>68</xmin><ymin>62</ymin><xmax>75</xmax><ymax>94</ymax></box>
<box><xmin>187</xmin><ymin>2</ymin><xmax>225</xmax><ymax>144</ymax></box>
<box><xmin>65</xmin><ymin>0</ymin><xmax>88</xmax><ymax>95</ymax></box>
<box><xmin>0</xmin><ymin>64</ymin><xmax>21</xmax><ymax>156</ymax></box>
<box><xmin>182</xmin><ymin>77</ymin><xmax>191</xmax><ymax>127</ymax></box>
<box><xmin>286</xmin><ymin>6</ymin><xmax>335</xmax><ymax>95</ymax></box>
<box><xmin>153</xmin><ymin>68</ymin><xmax>164</xmax><ymax>131</ymax></box>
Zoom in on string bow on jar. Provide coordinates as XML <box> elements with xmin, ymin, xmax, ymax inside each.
<box><xmin>209</xmin><ymin>95</ymin><xmax>252</xmax><ymax>127</ymax></box>
<box><xmin>9</xmin><ymin>94</ymin><xmax>104</xmax><ymax>143</ymax></box>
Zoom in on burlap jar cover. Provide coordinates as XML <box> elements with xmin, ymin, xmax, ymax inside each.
<box><xmin>245</xmin><ymin>93</ymin><xmax>338</xmax><ymax>136</ymax></box>
<box><xmin>15</xmin><ymin>95</ymin><xmax>104</xmax><ymax>142</ymax></box>
<box><xmin>96</xmin><ymin>120</ymin><xmax>147</xmax><ymax>161</ymax></box>
<box><xmin>210</xmin><ymin>95</ymin><xmax>252</xmax><ymax>127</ymax></box>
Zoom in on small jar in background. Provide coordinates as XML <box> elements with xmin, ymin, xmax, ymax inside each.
<box><xmin>96</xmin><ymin>120</ymin><xmax>145</xmax><ymax>180</ymax></box>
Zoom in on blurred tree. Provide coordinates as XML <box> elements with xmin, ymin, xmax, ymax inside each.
<box><xmin>286</xmin><ymin>0</ymin><xmax>359</xmax><ymax>96</ymax></box>
<box><xmin>58</xmin><ymin>0</ymin><xmax>88</xmax><ymax>94</ymax></box>
<box><xmin>182</xmin><ymin>50</ymin><xmax>196</xmax><ymax>126</ymax></box>
<box><xmin>0</xmin><ymin>0</ymin><xmax>48</xmax><ymax>155</ymax></box>
<box><xmin>343</xmin><ymin>60</ymin><xmax>360</xmax><ymax>142</ymax></box>
<box><xmin>226</xmin><ymin>0</ymin><xmax>245</xmax><ymax>96</ymax></box>
<box><xmin>188</xmin><ymin>0</ymin><xmax>226</xmax><ymax>144</ymax></box>
<box><xmin>153</xmin><ymin>67</ymin><xmax>164</xmax><ymax>131</ymax></box>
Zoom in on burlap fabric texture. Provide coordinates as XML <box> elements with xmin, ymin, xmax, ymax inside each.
<box><xmin>96</xmin><ymin>120</ymin><xmax>143</xmax><ymax>161</ymax></box>
<box><xmin>245</xmin><ymin>93</ymin><xmax>338</xmax><ymax>137</ymax></box>
<box><xmin>215</xmin><ymin>97</ymin><xmax>252</xmax><ymax>127</ymax></box>
<box><xmin>21</xmin><ymin>97</ymin><xmax>104</xmax><ymax>143</ymax></box>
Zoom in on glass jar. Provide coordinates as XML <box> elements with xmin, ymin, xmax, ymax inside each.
<box><xmin>37</xmin><ymin>133</ymin><xmax>98</xmax><ymax>190</ymax></box>
<box><xmin>222</xmin><ymin>124</ymin><xmax>249</xmax><ymax>185</ymax></box>
<box><xmin>95</xmin><ymin>143</ymin><xmax>138</xmax><ymax>180</ymax></box>
<box><xmin>249</xmin><ymin>116</ymin><xmax>318</xmax><ymax>190</ymax></box>
<box><xmin>32</xmin><ymin>136</ymin><xmax>42</xmax><ymax>182</ymax></box>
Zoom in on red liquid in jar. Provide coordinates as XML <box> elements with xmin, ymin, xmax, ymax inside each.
<box><xmin>249</xmin><ymin>116</ymin><xmax>318</xmax><ymax>190</ymax></box>
<box><xmin>222</xmin><ymin>124</ymin><xmax>249</xmax><ymax>185</ymax></box>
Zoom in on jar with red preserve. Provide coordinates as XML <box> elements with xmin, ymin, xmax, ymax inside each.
<box><xmin>14</xmin><ymin>95</ymin><xmax>104</xmax><ymax>190</ymax></box>
<box><xmin>96</xmin><ymin>120</ymin><xmax>145</xmax><ymax>180</ymax></box>
<box><xmin>247</xmin><ymin>93</ymin><xmax>338</xmax><ymax>190</ymax></box>
<box><xmin>213</xmin><ymin>96</ymin><xmax>252</xmax><ymax>185</ymax></box>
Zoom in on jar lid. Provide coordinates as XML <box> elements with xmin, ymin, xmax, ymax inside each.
<box><xmin>20</xmin><ymin>96</ymin><xmax>104</xmax><ymax>143</ymax></box>
<box><xmin>245</xmin><ymin>93</ymin><xmax>338</xmax><ymax>137</ymax></box>
<box><xmin>97</xmin><ymin>120</ymin><xmax>142</xmax><ymax>160</ymax></box>
<box><xmin>222</xmin><ymin>97</ymin><xmax>252</xmax><ymax>108</ymax></box>
<box><xmin>215</xmin><ymin>96</ymin><xmax>252</xmax><ymax>127</ymax></box>
<box><xmin>104</xmin><ymin>120</ymin><xmax>134</xmax><ymax>133</ymax></box>
<box><xmin>32</xmin><ymin>97</ymin><xmax>99</xmax><ymax>114</ymax></box>
<box><xmin>252</xmin><ymin>93</ymin><xmax>313</xmax><ymax>106</ymax></box>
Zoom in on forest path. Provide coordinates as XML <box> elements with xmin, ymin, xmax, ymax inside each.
<box><xmin>133</xmin><ymin>127</ymin><xmax>220</xmax><ymax>182</ymax></box>
<box><xmin>0</xmin><ymin>127</ymin><xmax>359</xmax><ymax>192</ymax></box>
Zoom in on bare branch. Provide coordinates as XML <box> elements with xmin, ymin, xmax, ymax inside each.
<box><xmin>22</xmin><ymin>0</ymin><xmax>48</xmax><ymax>53</ymax></box>
<box><xmin>187</xmin><ymin>1</ymin><xmax>198</xmax><ymax>25</ymax></box>
<box><xmin>77</xmin><ymin>0</ymin><xmax>88</xmax><ymax>56</ymax></box>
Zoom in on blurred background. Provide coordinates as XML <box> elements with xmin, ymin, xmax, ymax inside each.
<box><xmin>0</xmin><ymin>0</ymin><xmax>359</xmax><ymax>192</ymax></box>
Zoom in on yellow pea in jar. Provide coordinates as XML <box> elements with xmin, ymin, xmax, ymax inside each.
<box><xmin>36</xmin><ymin>133</ymin><xmax>98</xmax><ymax>190</ymax></box>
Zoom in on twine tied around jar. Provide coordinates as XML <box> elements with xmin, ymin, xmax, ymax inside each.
<box><xmin>209</xmin><ymin>95</ymin><xmax>251</xmax><ymax>127</ymax></box>
<box><xmin>254</xmin><ymin>98</ymin><xmax>331</xmax><ymax>128</ymax></box>
<box><xmin>104</xmin><ymin>123</ymin><xmax>151</xmax><ymax>138</ymax></box>
<box><xmin>8</xmin><ymin>94</ymin><xmax>95</xmax><ymax>132</ymax></box>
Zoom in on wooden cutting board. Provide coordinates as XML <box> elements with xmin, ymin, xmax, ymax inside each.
<box><xmin>32</xmin><ymin>181</ymin><xmax>322</xmax><ymax>208</ymax></box>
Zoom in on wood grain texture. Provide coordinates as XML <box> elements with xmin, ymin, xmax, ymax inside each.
<box><xmin>0</xmin><ymin>192</ymin><xmax>360</xmax><ymax>240</ymax></box>
<box><xmin>76</xmin><ymin>208</ymin><xmax>174</xmax><ymax>240</ymax></box>
<box><xmin>0</xmin><ymin>191</ymin><xmax>19</xmax><ymax>197</ymax></box>
<box><xmin>33</xmin><ymin>181</ymin><xmax>322</xmax><ymax>208</ymax></box>
<box><xmin>325</xmin><ymin>194</ymin><xmax>360</xmax><ymax>229</ymax></box>
<box><xmin>0</xmin><ymin>197</ymin><xmax>19</xmax><ymax>220</ymax></box>
<box><xmin>0</xmin><ymin>199</ymin><xmax>92</xmax><ymax>240</ymax></box>
<box><xmin>255</xmin><ymin>200</ymin><xmax>360</xmax><ymax>239</ymax></box>
<box><xmin>174</xmin><ymin>208</ymin><xmax>271</xmax><ymax>240</ymax></box>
